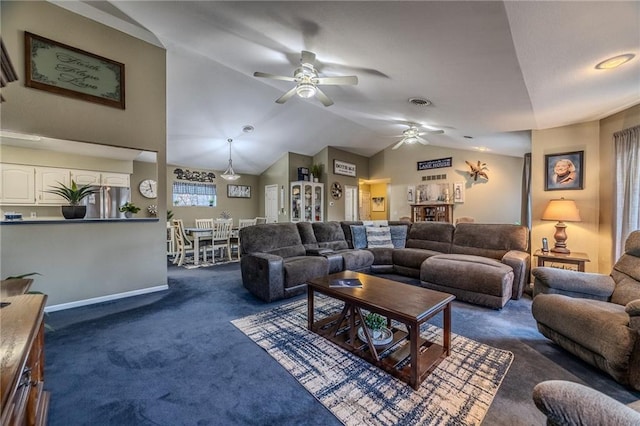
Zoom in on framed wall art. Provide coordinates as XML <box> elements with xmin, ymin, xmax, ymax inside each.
<box><xmin>371</xmin><ymin>197</ymin><xmax>385</xmax><ymax>212</ymax></box>
<box><xmin>227</xmin><ymin>184</ymin><xmax>251</xmax><ymax>198</ymax></box>
<box><xmin>453</xmin><ymin>182</ymin><xmax>465</xmax><ymax>203</ymax></box>
<box><xmin>407</xmin><ymin>185</ymin><xmax>415</xmax><ymax>203</ymax></box>
<box><xmin>545</xmin><ymin>151</ymin><xmax>584</xmax><ymax>191</ymax></box>
<box><xmin>24</xmin><ymin>32</ymin><xmax>125</xmax><ymax>109</ymax></box>
<box><xmin>334</xmin><ymin>159</ymin><xmax>356</xmax><ymax>177</ymax></box>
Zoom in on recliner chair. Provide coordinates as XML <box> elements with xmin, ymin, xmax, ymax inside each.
<box><xmin>531</xmin><ymin>230</ymin><xmax>640</xmax><ymax>389</ymax></box>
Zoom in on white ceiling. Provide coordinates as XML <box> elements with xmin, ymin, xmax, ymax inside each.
<box><xmin>59</xmin><ymin>1</ymin><xmax>639</xmax><ymax>175</ymax></box>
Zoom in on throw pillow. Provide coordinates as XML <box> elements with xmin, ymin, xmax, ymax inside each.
<box><xmin>366</xmin><ymin>226</ymin><xmax>394</xmax><ymax>249</ymax></box>
<box><xmin>389</xmin><ymin>225</ymin><xmax>407</xmax><ymax>248</ymax></box>
<box><xmin>350</xmin><ymin>225</ymin><xmax>367</xmax><ymax>249</ymax></box>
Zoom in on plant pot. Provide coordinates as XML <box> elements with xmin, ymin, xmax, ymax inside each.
<box><xmin>125</xmin><ymin>212</ymin><xmax>133</xmax><ymax>218</ymax></box>
<box><xmin>313</xmin><ymin>177</ymin><xmax>319</xmax><ymax>183</ymax></box>
<box><xmin>62</xmin><ymin>205</ymin><xmax>86</xmax><ymax>219</ymax></box>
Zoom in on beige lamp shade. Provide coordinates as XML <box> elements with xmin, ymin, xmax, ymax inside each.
<box><xmin>541</xmin><ymin>198</ymin><xmax>581</xmax><ymax>222</ymax></box>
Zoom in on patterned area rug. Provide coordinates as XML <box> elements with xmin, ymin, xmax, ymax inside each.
<box><xmin>232</xmin><ymin>295</ymin><xmax>513</xmax><ymax>426</ymax></box>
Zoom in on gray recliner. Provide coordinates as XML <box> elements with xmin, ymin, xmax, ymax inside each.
<box><xmin>531</xmin><ymin>230</ymin><xmax>640</xmax><ymax>390</ymax></box>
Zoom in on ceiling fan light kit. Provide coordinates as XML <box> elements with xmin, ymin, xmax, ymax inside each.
<box><xmin>254</xmin><ymin>50</ymin><xmax>357</xmax><ymax>107</ymax></box>
<box><xmin>391</xmin><ymin>123</ymin><xmax>444</xmax><ymax>150</ymax></box>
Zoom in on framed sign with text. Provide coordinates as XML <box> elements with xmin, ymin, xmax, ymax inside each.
<box><xmin>334</xmin><ymin>160</ymin><xmax>356</xmax><ymax>177</ymax></box>
<box><xmin>25</xmin><ymin>32</ymin><xmax>125</xmax><ymax>109</ymax></box>
<box><xmin>417</xmin><ymin>157</ymin><xmax>452</xmax><ymax>171</ymax></box>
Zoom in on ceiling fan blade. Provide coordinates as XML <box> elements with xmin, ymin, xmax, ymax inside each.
<box><xmin>392</xmin><ymin>139</ymin><xmax>405</xmax><ymax>150</ymax></box>
<box><xmin>314</xmin><ymin>87</ymin><xmax>334</xmax><ymax>107</ymax></box>
<box><xmin>417</xmin><ymin>137</ymin><xmax>430</xmax><ymax>145</ymax></box>
<box><xmin>275</xmin><ymin>86</ymin><xmax>298</xmax><ymax>104</ymax></box>
<box><xmin>300</xmin><ymin>50</ymin><xmax>316</xmax><ymax>65</ymax></box>
<box><xmin>253</xmin><ymin>71</ymin><xmax>296</xmax><ymax>82</ymax></box>
<box><xmin>316</xmin><ymin>76</ymin><xmax>358</xmax><ymax>85</ymax></box>
<box><xmin>423</xmin><ymin>129</ymin><xmax>444</xmax><ymax>135</ymax></box>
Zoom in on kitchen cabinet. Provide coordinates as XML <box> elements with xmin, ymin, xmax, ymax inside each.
<box><xmin>290</xmin><ymin>181</ymin><xmax>323</xmax><ymax>222</ymax></box>
<box><xmin>36</xmin><ymin>167</ymin><xmax>70</xmax><ymax>204</ymax></box>
<box><xmin>0</xmin><ymin>164</ymin><xmax>35</xmax><ymax>205</ymax></box>
<box><xmin>70</xmin><ymin>170</ymin><xmax>101</xmax><ymax>186</ymax></box>
<box><xmin>101</xmin><ymin>173</ymin><xmax>129</xmax><ymax>187</ymax></box>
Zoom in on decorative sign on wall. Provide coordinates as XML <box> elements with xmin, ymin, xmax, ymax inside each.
<box><xmin>334</xmin><ymin>160</ymin><xmax>356</xmax><ymax>177</ymax></box>
<box><xmin>417</xmin><ymin>157</ymin><xmax>452</xmax><ymax>171</ymax></box>
<box><xmin>174</xmin><ymin>168</ymin><xmax>216</xmax><ymax>182</ymax></box>
<box><xmin>24</xmin><ymin>32</ymin><xmax>125</xmax><ymax>109</ymax></box>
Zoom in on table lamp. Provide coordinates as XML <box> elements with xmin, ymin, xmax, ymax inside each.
<box><xmin>541</xmin><ymin>198</ymin><xmax>581</xmax><ymax>254</ymax></box>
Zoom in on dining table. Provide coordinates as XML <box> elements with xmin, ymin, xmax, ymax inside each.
<box><xmin>184</xmin><ymin>226</ymin><xmax>239</xmax><ymax>266</ymax></box>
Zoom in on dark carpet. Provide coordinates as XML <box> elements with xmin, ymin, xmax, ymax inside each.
<box><xmin>44</xmin><ymin>262</ymin><xmax>640</xmax><ymax>425</ymax></box>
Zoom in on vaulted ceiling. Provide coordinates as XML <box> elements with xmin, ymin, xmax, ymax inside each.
<box><xmin>63</xmin><ymin>1</ymin><xmax>639</xmax><ymax>175</ymax></box>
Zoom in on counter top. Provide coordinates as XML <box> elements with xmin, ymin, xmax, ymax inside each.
<box><xmin>1</xmin><ymin>217</ymin><xmax>159</xmax><ymax>225</ymax></box>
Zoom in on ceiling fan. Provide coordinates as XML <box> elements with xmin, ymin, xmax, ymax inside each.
<box><xmin>392</xmin><ymin>124</ymin><xmax>444</xmax><ymax>150</ymax></box>
<box><xmin>253</xmin><ymin>50</ymin><xmax>358</xmax><ymax>107</ymax></box>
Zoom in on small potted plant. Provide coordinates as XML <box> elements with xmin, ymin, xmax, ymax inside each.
<box><xmin>310</xmin><ymin>164</ymin><xmax>323</xmax><ymax>183</ymax></box>
<box><xmin>45</xmin><ymin>180</ymin><xmax>98</xmax><ymax>219</ymax></box>
<box><xmin>119</xmin><ymin>202</ymin><xmax>141</xmax><ymax>218</ymax></box>
<box><xmin>364</xmin><ymin>312</ymin><xmax>387</xmax><ymax>339</ymax></box>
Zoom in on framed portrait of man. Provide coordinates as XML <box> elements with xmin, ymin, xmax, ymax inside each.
<box><xmin>545</xmin><ymin>151</ymin><xmax>584</xmax><ymax>191</ymax></box>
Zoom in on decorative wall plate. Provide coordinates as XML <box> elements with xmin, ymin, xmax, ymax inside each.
<box><xmin>331</xmin><ymin>181</ymin><xmax>343</xmax><ymax>199</ymax></box>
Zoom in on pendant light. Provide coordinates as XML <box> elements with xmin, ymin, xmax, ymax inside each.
<box><xmin>221</xmin><ymin>138</ymin><xmax>241</xmax><ymax>181</ymax></box>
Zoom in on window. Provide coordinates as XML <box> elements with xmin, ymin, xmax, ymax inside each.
<box><xmin>172</xmin><ymin>182</ymin><xmax>216</xmax><ymax>207</ymax></box>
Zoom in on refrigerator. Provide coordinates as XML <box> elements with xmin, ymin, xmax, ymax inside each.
<box><xmin>84</xmin><ymin>186</ymin><xmax>131</xmax><ymax>219</ymax></box>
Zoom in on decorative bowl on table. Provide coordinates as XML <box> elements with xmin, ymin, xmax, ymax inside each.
<box><xmin>357</xmin><ymin>326</ymin><xmax>393</xmax><ymax>346</ymax></box>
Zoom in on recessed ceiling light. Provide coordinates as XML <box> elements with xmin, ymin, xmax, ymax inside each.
<box><xmin>473</xmin><ymin>146</ymin><xmax>490</xmax><ymax>152</ymax></box>
<box><xmin>408</xmin><ymin>97</ymin><xmax>432</xmax><ymax>107</ymax></box>
<box><xmin>595</xmin><ymin>53</ymin><xmax>635</xmax><ymax>70</ymax></box>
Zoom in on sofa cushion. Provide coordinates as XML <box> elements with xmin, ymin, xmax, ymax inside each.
<box><xmin>389</xmin><ymin>225</ymin><xmax>408</xmax><ymax>248</ymax></box>
<box><xmin>240</xmin><ymin>223</ymin><xmax>305</xmax><ymax>258</ymax></box>
<box><xmin>312</xmin><ymin>221</ymin><xmax>349</xmax><ymax>250</ymax></box>
<box><xmin>350</xmin><ymin>225</ymin><xmax>368</xmax><ymax>249</ymax></box>
<box><xmin>393</xmin><ymin>248</ymin><xmax>441</xmax><ymax>270</ymax></box>
<box><xmin>611</xmin><ymin>231</ymin><xmax>640</xmax><ymax>305</ymax></box>
<box><xmin>296</xmin><ymin>222</ymin><xmax>318</xmax><ymax>250</ymax></box>
<box><xmin>405</xmin><ymin>222</ymin><xmax>455</xmax><ymax>253</ymax></box>
<box><xmin>283</xmin><ymin>256</ymin><xmax>328</xmax><ymax>289</ymax></box>
<box><xmin>366</xmin><ymin>226</ymin><xmax>394</xmax><ymax>248</ymax></box>
<box><xmin>451</xmin><ymin>223</ymin><xmax>528</xmax><ymax>260</ymax></box>
<box><xmin>338</xmin><ymin>249</ymin><xmax>375</xmax><ymax>271</ymax></box>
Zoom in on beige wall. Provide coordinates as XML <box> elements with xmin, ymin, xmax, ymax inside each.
<box><xmin>531</xmin><ymin>121</ymin><xmax>601</xmax><ymax>273</ymax></box>
<box><xmin>369</xmin><ymin>144</ymin><xmax>525</xmax><ymax>224</ymax></box>
<box><xmin>0</xmin><ymin>1</ymin><xmax>167</xmax><ymax>306</ymax></box>
<box><xmin>166</xmin><ymin>165</ymin><xmax>259</xmax><ymax>227</ymax></box>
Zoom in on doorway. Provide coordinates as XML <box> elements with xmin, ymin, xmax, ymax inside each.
<box><xmin>345</xmin><ymin>185</ymin><xmax>358</xmax><ymax>221</ymax></box>
<box><xmin>265</xmin><ymin>184</ymin><xmax>278</xmax><ymax>223</ymax></box>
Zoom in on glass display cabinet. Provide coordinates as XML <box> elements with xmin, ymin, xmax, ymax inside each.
<box><xmin>290</xmin><ymin>181</ymin><xmax>324</xmax><ymax>222</ymax></box>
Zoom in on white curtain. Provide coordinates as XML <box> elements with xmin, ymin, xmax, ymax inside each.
<box><xmin>614</xmin><ymin>125</ymin><xmax>640</xmax><ymax>259</ymax></box>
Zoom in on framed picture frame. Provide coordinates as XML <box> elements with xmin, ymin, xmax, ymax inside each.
<box><xmin>24</xmin><ymin>32</ymin><xmax>125</xmax><ymax>109</ymax></box>
<box><xmin>227</xmin><ymin>184</ymin><xmax>251</xmax><ymax>198</ymax></box>
<box><xmin>407</xmin><ymin>185</ymin><xmax>415</xmax><ymax>203</ymax></box>
<box><xmin>371</xmin><ymin>197</ymin><xmax>385</xmax><ymax>212</ymax></box>
<box><xmin>545</xmin><ymin>151</ymin><xmax>584</xmax><ymax>191</ymax></box>
<box><xmin>334</xmin><ymin>159</ymin><xmax>356</xmax><ymax>177</ymax></box>
<box><xmin>453</xmin><ymin>182</ymin><xmax>465</xmax><ymax>203</ymax></box>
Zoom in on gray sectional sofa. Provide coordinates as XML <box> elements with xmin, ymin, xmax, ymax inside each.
<box><xmin>239</xmin><ymin>220</ymin><xmax>530</xmax><ymax>308</ymax></box>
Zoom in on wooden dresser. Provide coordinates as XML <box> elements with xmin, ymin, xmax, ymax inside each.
<box><xmin>0</xmin><ymin>293</ymin><xmax>50</xmax><ymax>425</ymax></box>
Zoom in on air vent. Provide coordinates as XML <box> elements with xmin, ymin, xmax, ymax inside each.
<box><xmin>242</xmin><ymin>125</ymin><xmax>255</xmax><ymax>133</ymax></box>
<box><xmin>408</xmin><ymin>97</ymin><xmax>432</xmax><ymax>107</ymax></box>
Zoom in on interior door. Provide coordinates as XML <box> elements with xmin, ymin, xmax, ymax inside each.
<box><xmin>359</xmin><ymin>190</ymin><xmax>371</xmax><ymax>220</ymax></box>
<box><xmin>345</xmin><ymin>185</ymin><xmax>358</xmax><ymax>221</ymax></box>
<box><xmin>265</xmin><ymin>184</ymin><xmax>278</xmax><ymax>223</ymax></box>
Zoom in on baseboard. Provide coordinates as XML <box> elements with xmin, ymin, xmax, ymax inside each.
<box><xmin>45</xmin><ymin>285</ymin><xmax>169</xmax><ymax>312</ymax></box>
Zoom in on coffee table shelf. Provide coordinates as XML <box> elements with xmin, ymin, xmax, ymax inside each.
<box><xmin>307</xmin><ymin>271</ymin><xmax>455</xmax><ymax>390</ymax></box>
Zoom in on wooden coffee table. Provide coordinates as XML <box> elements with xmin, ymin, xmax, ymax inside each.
<box><xmin>307</xmin><ymin>271</ymin><xmax>455</xmax><ymax>390</ymax></box>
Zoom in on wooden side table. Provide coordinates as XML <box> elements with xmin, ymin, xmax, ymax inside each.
<box><xmin>533</xmin><ymin>250</ymin><xmax>590</xmax><ymax>272</ymax></box>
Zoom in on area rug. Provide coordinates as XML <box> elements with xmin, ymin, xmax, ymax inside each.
<box><xmin>232</xmin><ymin>296</ymin><xmax>513</xmax><ymax>426</ymax></box>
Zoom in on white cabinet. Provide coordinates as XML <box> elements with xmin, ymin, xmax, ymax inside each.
<box><xmin>36</xmin><ymin>167</ymin><xmax>70</xmax><ymax>204</ymax></box>
<box><xmin>290</xmin><ymin>181</ymin><xmax>324</xmax><ymax>222</ymax></box>
<box><xmin>101</xmin><ymin>173</ymin><xmax>130</xmax><ymax>187</ymax></box>
<box><xmin>70</xmin><ymin>170</ymin><xmax>101</xmax><ymax>186</ymax></box>
<box><xmin>0</xmin><ymin>164</ymin><xmax>36</xmax><ymax>204</ymax></box>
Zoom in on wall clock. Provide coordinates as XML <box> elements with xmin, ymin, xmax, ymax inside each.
<box><xmin>331</xmin><ymin>181</ymin><xmax>343</xmax><ymax>199</ymax></box>
<box><xmin>139</xmin><ymin>179</ymin><xmax>157</xmax><ymax>199</ymax></box>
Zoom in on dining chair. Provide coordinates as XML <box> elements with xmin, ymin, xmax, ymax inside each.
<box><xmin>230</xmin><ymin>218</ymin><xmax>257</xmax><ymax>260</ymax></box>
<box><xmin>211</xmin><ymin>220</ymin><xmax>233</xmax><ymax>262</ymax></box>
<box><xmin>172</xmin><ymin>219</ymin><xmax>194</xmax><ymax>266</ymax></box>
<box><xmin>194</xmin><ymin>218</ymin><xmax>214</xmax><ymax>262</ymax></box>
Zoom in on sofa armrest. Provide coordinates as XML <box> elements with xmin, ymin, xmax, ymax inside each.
<box><xmin>625</xmin><ymin>300</ymin><xmax>640</xmax><ymax>333</ymax></box>
<box><xmin>533</xmin><ymin>380</ymin><xmax>640</xmax><ymax>425</ymax></box>
<box><xmin>532</xmin><ymin>267</ymin><xmax>615</xmax><ymax>300</ymax></box>
<box><xmin>240</xmin><ymin>252</ymin><xmax>284</xmax><ymax>302</ymax></box>
<box><xmin>501</xmin><ymin>250</ymin><xmax>530</xmax><ymax>299</ymax></box>
<box><xmin>306</xmin><ymin>247</ymin><xmax>334</xmax><ymax>256</ymax></box>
